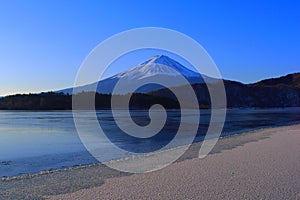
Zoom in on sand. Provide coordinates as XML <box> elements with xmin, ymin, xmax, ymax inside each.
<box><xmin>45</xmin><ymin>124</ymin><xmax>300</xmax><ymax>200</ymax></box>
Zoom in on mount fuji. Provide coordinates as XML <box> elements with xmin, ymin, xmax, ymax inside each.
<box><xmin>58</xmin><ymin>55</ymin><xmax>215</xmax><ymax>94</ymax></box>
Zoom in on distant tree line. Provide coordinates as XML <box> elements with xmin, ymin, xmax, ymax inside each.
<box><xmin>0</xmin><ymin>92</ymin><xmax>72</xmax><ymax>110</ymax></box>
<box><xmin>0</xmin><ymin>92</ymin><xmax>180</xmax><ymax>110</ymax></box>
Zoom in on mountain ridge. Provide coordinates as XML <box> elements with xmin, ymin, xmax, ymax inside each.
<box><xmin>251</xmin><ymin>73</ymin><xmax>300</xmax><ymax>88</ymax></box>
<box><xmin>0</xmin><ymin>72</ymin><xmax>299</xmax><ymax>110</ymax></box>
<box><xmin>149</xmin><ymin>72</ymin><xmax>300</xmax><ymax>108</ymax></box>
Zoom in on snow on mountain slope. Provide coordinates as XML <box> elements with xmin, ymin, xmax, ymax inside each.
<box><xmin>112</xmin><ymin>55</ymin><xmax>200</xmax><ymax>80</ymax></box>
<box><xmin>58</xmin><ymin>55</ymin><xmax>214</xmax><ymax>94</ymax></box>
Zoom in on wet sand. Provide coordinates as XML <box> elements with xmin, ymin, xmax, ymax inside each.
<box><xmin>1</xmin><ymin>124</ymin><xmax>299</xmax><ymax>199</ymax></box>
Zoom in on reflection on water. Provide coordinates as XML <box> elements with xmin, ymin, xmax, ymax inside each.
<box><xmin>0</xmin><ymin>107</ymin><xmax>299</xmax><ymax>177</ymax></box>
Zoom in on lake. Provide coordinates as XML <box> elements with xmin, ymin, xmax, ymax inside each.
<box><xmin>0</xmin><ymin>108</ymin><xmax>300</xmax><ymax>177</ymax></box>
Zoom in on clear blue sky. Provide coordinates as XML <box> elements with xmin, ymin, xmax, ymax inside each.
<box><xmin>0</xmin><ymin>0</ymin><xmax>299</xmax><ymax>96</ymax></box>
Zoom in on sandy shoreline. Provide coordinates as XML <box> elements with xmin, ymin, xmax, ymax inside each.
<box><xmin>1</xmin><ymin>124</ymin><xmax>299</xmax><ymax>199</ymax></box>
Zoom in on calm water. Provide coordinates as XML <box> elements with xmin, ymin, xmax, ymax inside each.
<box><xmin>0</xmin><ymin>108</ymin><xmax>299</xmax><ymax>177</ymax></box>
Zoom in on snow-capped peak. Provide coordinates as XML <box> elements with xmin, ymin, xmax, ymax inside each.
<box><xmin>112</xmin><ymin>55</ymin><xmax>200</xmax><ymax>80</ymax></box>
<box><xmin>57</xmin><ymin>55</ymin><xmax>210</xmax><ymax>94</ymax></box>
